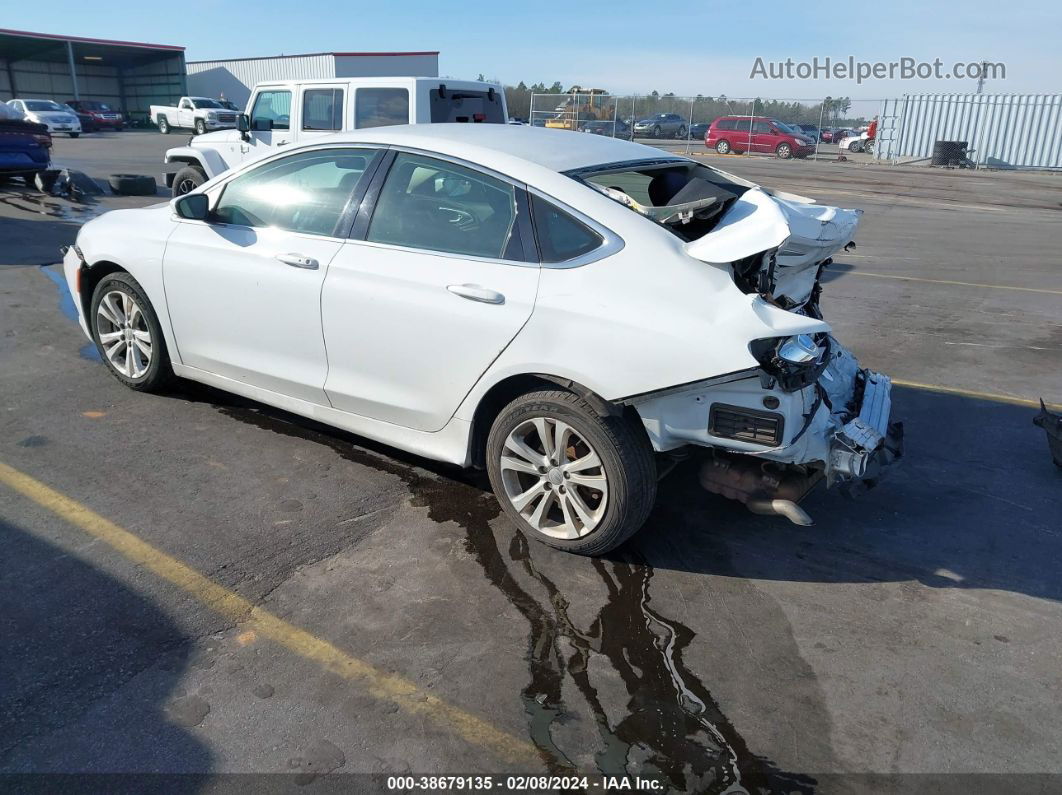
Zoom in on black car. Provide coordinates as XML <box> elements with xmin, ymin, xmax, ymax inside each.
<box><xmin>689</xmin><ymin>122</ymin><xmax>710</xmax><ymax>140</ymax></box>
<box><xmin>794</xmin><ymin>123</ymin><xmax>820</xmax><ymax>140</ymax></box>
<box><xmin>579</xmin><ymin>119</ymin><xmax>631</xmax><ymax>137</ymax></box>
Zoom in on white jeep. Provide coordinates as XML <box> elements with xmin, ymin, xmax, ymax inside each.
<box><xmin>164</xmin><ymin>77</ymin><xmax>507</xmax><ymax>196</ymax></box>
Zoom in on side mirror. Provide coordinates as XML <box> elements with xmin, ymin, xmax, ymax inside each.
<box><xmin>174</xmin><ymin>193</ymin><xmax>209</xmax><ymax>221</ymax></box>
<box><xmin>237</xmin><ymin>113</ymin><xmax>250</xmax><ymax>133</ymax></box>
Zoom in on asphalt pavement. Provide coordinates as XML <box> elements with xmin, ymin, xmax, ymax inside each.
<box><xmin>1</xmin><ymin>130</ymin><xmax>1061</xmax><ymax>793</ymax></box>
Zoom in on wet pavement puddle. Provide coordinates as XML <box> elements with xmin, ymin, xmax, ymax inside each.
<box><xmin>203</xmin><ymin>397</ymin><xmax>816</xmax><ymax>793</ymax></box>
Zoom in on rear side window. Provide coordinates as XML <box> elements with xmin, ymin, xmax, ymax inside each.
<box><xmin>355</xmin><ymin>88</ymin><xmax>409</xmax><ymax>128</ymax></box>
<box><xmin>302</xmin><ymin>88</ymin><xmax>344</xmax><ymax>131</ymax></box>
<box><xmin>250</xmin><ymin>90</ymin><xmax>291</xmax><ymax>131</ymax></box>
<box><xmin>716</xmin><ymin>119</ymin><xmax>734</xmax><ymax>131</ymax></box>
<box><xmin>531</xmin><ymin>194</ymin><xmax>602</xmax><ymax>264</ymax></box>
<box><xmin>366</xmin><ymin>152</ymin><xmax>519</xmax><ymax>260</ymax></box>
<box><xmin>429</xmin><ymin>88</ymin><xmax>506</xmax><ymax>123</ymax></box>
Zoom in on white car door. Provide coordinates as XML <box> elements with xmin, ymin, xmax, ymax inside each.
<box><xmin>298</xmin><ymin>85</ymin><xmax>344</xmax><ymax>142</ymax></box>
<box><xmin>243</xmin><ymin>88</ymin><xmax>293</xmax><ymax>162</ymax></box>
<box><xmin>178</xmin><ymin>99</ymin><xmax>195</xmax><ymax>128</ymax></box>
<box><xmin>321</xmin><ymin>151</ymin><xmax>540</xmax><ymax>432</ymax></box>
<box><xmin>163</xmin><ymin>146</ymin><xmax>382</xmax><ymax>404</ymax></box>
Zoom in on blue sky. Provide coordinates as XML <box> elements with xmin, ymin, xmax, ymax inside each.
<box><xmin>7</xmin><ymin>1</ymin><xmax>1058</xmax><ymax>98</ymax></box>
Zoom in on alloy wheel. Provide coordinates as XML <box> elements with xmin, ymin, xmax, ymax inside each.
<box><xmin>96</xmin><ymin>290</ymin><xmax>152</xmax><ymax>378</ymax></box>
<box><xmin>499</xmin><ymin>417</ymin><xmax>608</xmax><ymax>539</ymax></box>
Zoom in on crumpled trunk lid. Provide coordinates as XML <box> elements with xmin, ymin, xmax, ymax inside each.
<box><xmin>685</xmin><ymin>187</ymin><xmax>862</xmax><ymax>308</ymax></box>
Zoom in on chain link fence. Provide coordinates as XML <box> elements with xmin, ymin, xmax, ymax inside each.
<box><xmin>517</xmin><ymin>91</ymin><xmax>1062</xmax><ymax>170</ymax></box>
<box><xmin>523</xmin><ymin>92</ymin><xmax>883</xmax><ymax>160</ymax></box>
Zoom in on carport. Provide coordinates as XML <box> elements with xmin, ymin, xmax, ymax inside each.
<box><xmin>0</xmin><ymin>28</ymin><xmax>187</xmax><ymax>125</ymax></box>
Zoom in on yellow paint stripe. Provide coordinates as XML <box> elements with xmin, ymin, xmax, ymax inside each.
<box><xmin>844</xmin><ymin>270</ymin><xmax>1062</xmax><ymax>296</ymax></box>
<box><xmin>892</xmin><ymin>379</ymin><xmax>1060</xmax><ymax>410</ymax></box>
<box><xmin>0</xmin><ymin>460</ymin><xmax>538</xmax><ymax>766</ymax></box>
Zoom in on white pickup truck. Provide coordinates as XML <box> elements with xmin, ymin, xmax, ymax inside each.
<box><xmin>150</xmin><ymin>97</ymin><xmax>239</xmax><ymax>137</ymax></box>
<box><xmin>164</xmin><ymin>76</ymin><xmax>507</xmax><ymax>195</ymax></box>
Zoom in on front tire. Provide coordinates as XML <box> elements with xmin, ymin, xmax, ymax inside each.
<box><xmin>675</xmin><ymin>125</ymin><xmax>688</xmax><ymax>139</ymax></box>
<box><xmin>69</xmin><ymin>132</ymin><xmax>80</xmax><ymax>138</ymax></box>
<box><xmin>90</xmin><ymin>273</ymin><xmax>173</xmax><ymax>392</ymax></box>
<box><xmin>486</xmin><ymin>390</ymin><xmax>656</xmax><ymax>556</ymax></box>
<box><xmin>171</xmin><ymin>165</ymin><xmax>207</xmax><ymax>197</ymax></box>
<box><xmin>194</xmin><ymin>119</ymin><xmax>206</xmax><ymax>135</ymax></box>
<box><xmin>776</xmin><ymin>142</ymin><xmax>792</xmax><ymax>159</ymax></box>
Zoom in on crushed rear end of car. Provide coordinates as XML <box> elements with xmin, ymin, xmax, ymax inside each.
<box><xmin>574</xmin><ymin>158</ymin><xmax>903</xmax><ymax>523</ymax></box>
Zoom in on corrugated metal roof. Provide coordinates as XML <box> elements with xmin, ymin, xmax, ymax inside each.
<box><xmin>875</xmin><ymin>93</ymin><xmax>1062</xmax><ymax>170</ymax></box>
<box><xmin>186</xmin><ymin>51</ymin><xmax>437</xmax><ymax>64</ymax></box>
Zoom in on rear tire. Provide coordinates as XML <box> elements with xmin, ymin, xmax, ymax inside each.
<box><xmin>69</xmin><ymin>132</ymin><xmax>80</xmax><ymax>138</ymax></box>
<box><xmin>90</xmin><ymin>272</ymin><xmax>173</xmax><ymax>393</ymax></box>
<box><xmin>486</xmin><ymin>390</ymin><xmax>656</xmax><ymax>556</ymax></box>
<box><xmin>158</xmin><ymin>117</ymin><xmax>170</xmax><ymax>134</ymax></box>
<box><xmin>171</xmin><ymin>165</ymin><xmax>207</xmax><ymax>197</ymax></box>
<box><xmin>675</xmin><ymin>125</ymin><xmax>688</xmax><ymax>139</ymax></box>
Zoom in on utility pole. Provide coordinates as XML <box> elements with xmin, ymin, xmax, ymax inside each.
<box><xmin>975</xmin><ymin>60</ymin><xmax>988</xmax><ymax>94</ymax></box>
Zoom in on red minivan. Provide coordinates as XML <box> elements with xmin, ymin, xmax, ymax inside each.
<box><xmin>705</xmin><ymin>116</ymin><xmax>816</xmax><ymax>159</ymax></box>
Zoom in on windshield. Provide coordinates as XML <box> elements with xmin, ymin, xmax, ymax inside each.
<box><xmin>192</xmin><ymin>98</ymin><xmax>223</xmax><ymax>109</ymax></box>
<box><xmin>773</xmin><ymin>120</ymin><xmax>800</xmax><ymax>134</ymax></box>
<box><xmin>25</xmin><ymin>101</ymin><xmax>65</xmax><ymax>112</ymax></box>
<box><xmin>82</xmin><ymin>101</ymin><xmax>112</xmax><ymax>111</ymax></box>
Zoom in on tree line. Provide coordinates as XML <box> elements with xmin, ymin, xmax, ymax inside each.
<box><xmin>486</xmin><ymin>78</ymin><xmax>864</xmax><ymax>126</ymax></box>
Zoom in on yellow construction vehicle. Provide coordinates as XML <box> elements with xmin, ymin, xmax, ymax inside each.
<box><xmin>544</xmin><ymin>88</ymin><xmax>614</xmax><ymax>131</ymax></box>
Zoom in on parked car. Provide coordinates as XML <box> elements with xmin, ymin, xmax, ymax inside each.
<box><xmin>149</xmin><ymin>97</ymin><xmax>239</xmax><ymax>136</ymax></box>
<box><xmin>0</xmin><ymin>102</ymin><xmax>51</xmax><ymax>182</ymax></box>
<box><xmin>705</xmin><ymin>116</ymin><xmax>816</xmax><ymax>158</ymax></box>
<box><xmin>217</xmin><ymin>99</ymin><xmax>240</xmax><ymax>112</ymax></box>
<box><xmin>578</xmin><ymin>119</ymin><xmax>630</xmax><ymax>137</ymax></box>
<box><xmin>65</xmin><ymin>100</ymin><xmax>124</xmax><ymax>131</ymax></box>
<box><xmin>793</xmin><ymin>124</ymin><xmax>820</xmax><ymax>140</ymax></box>
<box><xmin>633</xmin><ymin>113</ymin><xmax>688</xmax><ymax>139</ymax></box>
<box><xmin>688</xmin><ymin>122</ymin><xmax>710</xmax><ymax>140</ymax></box>
<box><xmin>64</xmin><ymin>125</ymin><xmax>900</xmax><ymax>556</ymax></box>
<box><xmin>164</xmin><ymin>76</ymin><xmax>508</xmax><ymax>196</ymax></box>
<box><xmin>837</xmin><ymin>131</ymin><xmax>869</xmax><ymax>152</ymax></box>
<box><xmin>5</xmin><ymin>99</ymin><xmax>81</xmax><ymax>137</ymax></box>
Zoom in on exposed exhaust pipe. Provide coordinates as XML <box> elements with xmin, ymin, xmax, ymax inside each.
<box><xmin>747</xmin><ymin>499</ymin><xmax>813</xmax><ymax>526</ymax></box>
<box><xmin>698</xmin><ymin>449</ymin><xmax>821</xmax><ymax>527</ymax></box>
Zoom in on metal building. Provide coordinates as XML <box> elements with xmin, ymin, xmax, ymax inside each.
<box><xmin>875</xmin><ymin>93</ymin><xmax>1062</xmax><ymax>170</ymax></box>
<box><xmin>0</xmin><ymin>27</ymin><xmax>187</xmax><ymax>124</ymax></box>
<box><xmin>186</xmin><ymin>51</ymin><xmax>439</xmax><ymax>109</ymax></box>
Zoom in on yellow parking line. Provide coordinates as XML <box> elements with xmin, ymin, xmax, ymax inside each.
<box><xmin>845</xmin><ymin>270</ymin><xmax>1062</xmax><ymax>295</ymax></box>
<box><xmin>0</xmin><ymin>460</ymin><xmax>538</xmax><ymax>766</ymax></box>
<box><xmin>892</xmin><ymin>379</ymin><xmax>1060</xmax><ymax>410</ymax></box>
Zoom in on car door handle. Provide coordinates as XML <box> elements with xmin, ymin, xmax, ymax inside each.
<box><xmin>447</xmin><ymin>284</ymin><xmax>505</xmax><ymax>304</ymax></box>
<box><xmin>276</xmin><ymin>140</ymin><xmax>290</xmax><ymax>146</ymax></box>
<box><xmin>276</xmin><ymin>253</ymin><xmax>318</xmax><ymax>270</ymax></box>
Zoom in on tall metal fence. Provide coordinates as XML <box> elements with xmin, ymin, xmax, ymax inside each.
<box><xmin>522</xmin><ymin>91</ymin><xmax>1062</xmax><ymax>170</ymax></box>
<box><xmin>874</xmin><ymin>93</ymin><xmax>1062</xmax><ymax>170</ymax></box>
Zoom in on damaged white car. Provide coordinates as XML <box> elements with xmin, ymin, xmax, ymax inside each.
<box><xmin>63</xmin><ymin>125</ymin><xmax>901</xmax><ymax>555</ymax></box>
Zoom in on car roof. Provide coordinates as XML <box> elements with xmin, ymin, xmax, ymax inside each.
<box><xmin>309</xmin><ymin>124</ymin><xmax>684</xmax><ymax>175</ymax></box>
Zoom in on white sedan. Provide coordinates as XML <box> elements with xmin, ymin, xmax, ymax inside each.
<box><xmin>63</xmin><ymin>125</ymin><xmax>901</xmax><ymax>555</ymax></box>
<box><xmin>6</xmin><ymin>98</ymin><xmax>82</xmax><ymax>137</ymax></box>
